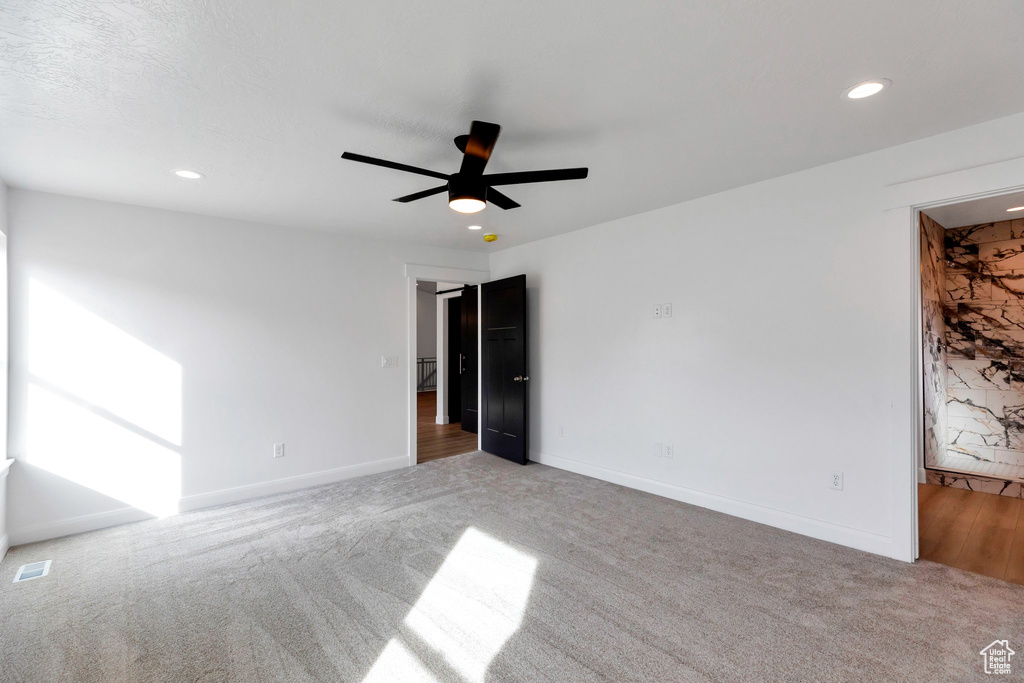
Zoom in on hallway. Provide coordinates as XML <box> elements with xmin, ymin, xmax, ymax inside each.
<box><xmin>417</xmin><ymin>391</ymin><xmax>478</xmax><ymax>463</ymax></box>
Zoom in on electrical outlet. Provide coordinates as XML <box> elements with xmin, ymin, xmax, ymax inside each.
<box><xmin>654</xmin><ymin>442</ymin><xmax>663</xmax><ymax>457</ymax></box>
<box><xmin>381</xmin><ymin>355</ymin><xmax>398</xmax><ymax>368</ymax></box>
<box><xmin>653</xmin><ymin>304</ymin><xmax>662</xmax><ymax>319</ymax></box>
<box><xmin>662</xmin><ymin>303</ymin><xmax>673</xmax><ymax>318</ymax></box>
<box><xmin>830</xmin><ymin>471</ymin><xmax>843</xmax><ymax>491</ymax></box>
<box><xmin>274</xmin><ymin>443</ymin><xmax>285</xmax><ymax>458</ymax></box>
<box><xmin>664</xmin><ymin>443</ymin><xmax>674</xmax><ymax>458</ymax></box>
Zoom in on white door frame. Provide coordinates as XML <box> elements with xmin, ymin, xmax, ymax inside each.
<box><xmin>885</xmin><ymin>154</ymin><xmax>1024</xmax><ymax>561</ymax></box>
<box><xmin>405</xmin><ymin>264</ymin><xmax>490</xmax><ymax>467</ymax></box>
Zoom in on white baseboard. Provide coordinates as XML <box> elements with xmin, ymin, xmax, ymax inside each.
<box><xmin>435</xmin><ymin>415</ymin><xmax>449</xmax><ymax>425</ymax></box>
<box><xmin>178</xmin><ymin>456</ymin><xmax>407</xmax><ymax>511</ymax></box>
<box><xmin>9</xmin><ymin>507</ymin><xmax>153</xmax><ymax>547</ymax></box>
<box><xmin>918</xmin><ymin>467</ymin><xmax>928</xmax><ymax>484</ymax></box>
<box><xmin>530</xmin><ymin>451</ymin><xmax>900</xmax><ymax>561</ymax></box>
<box><xmin>9</xmin><ymin>455</ymin><xmax>409</xmax><ymax>547</ymax></box>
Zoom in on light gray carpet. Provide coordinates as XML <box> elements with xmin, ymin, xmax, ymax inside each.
<box><xmin>1</xmin><ymin>452</ymin><xmax>1021</xmax><ymax>682</ymax></box>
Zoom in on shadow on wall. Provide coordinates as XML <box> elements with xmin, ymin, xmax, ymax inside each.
<box><xmin>25</xmin><ymin>279</ymin><xmax>181</xmax><ymax>517</ymax></box>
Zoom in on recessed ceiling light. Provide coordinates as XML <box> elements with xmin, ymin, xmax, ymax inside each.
<box><xmin>467</xmin><ymin>225</ymin><xmax>482</xmax><ymax>230</ymax></box>
<box><xmin>1008</xmin><ymin>206</ymin><xmax>1024</xmax><ymax>213</ymax></box>
<box><xmin>172</xmin><ymin>169</ymin><xmax>204</xmax><ymax>180</ymax></box>
<box><xmin>842</xmin><ymin>79</ymin><xmax>890</xmax><ymax>100</ymax></box>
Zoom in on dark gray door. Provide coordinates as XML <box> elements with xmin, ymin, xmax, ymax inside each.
<box><xmin>480</xmin><ymin>275</ymin><xmax>528</xmax><ymax>464</ymax></box>
<box><xmin>460</xmin><ymin>285</ymin><xmax>479</xmax><ymax>432</ymax></box>
<box><xmin>446</xmin><ymin>296</ymin><xmax>462</xmax><ymax>422</ymax></box>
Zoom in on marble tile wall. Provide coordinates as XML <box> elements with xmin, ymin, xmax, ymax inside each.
<box><xmin>925</xmin><ymin>470</ymin><xmax>1024</xmax><ymax>498</ymax></box>
<box><xmin>940</xmin><ymin>216</ymin><xmax>1024</xmax><ymax>488</ymax></box>
<box><xmin>920</xmin><ymin>214</ymin><xmax>947</xmax><ymax>468</ymax></box>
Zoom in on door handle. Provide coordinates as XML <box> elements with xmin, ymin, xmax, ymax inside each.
<box><xmin>513</xmin><ymin>375</ymin><xmax>530</xmax><ymax>382</ymax></box>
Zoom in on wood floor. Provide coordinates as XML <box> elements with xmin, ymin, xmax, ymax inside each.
<box><xmin>416</xmin><ymin>391</ymin><xmax>478</xmax><ymax>463</ymax></box>
<box><xmin>918</xmin><ymin>483</ymin><xmax>1024</xmax><ymax>584</ymax></box>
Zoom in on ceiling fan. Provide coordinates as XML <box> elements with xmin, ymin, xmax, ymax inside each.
<box><xmin>341</xmin><ymin>121</ymin><xmax>588</xmax><ymax>213</ymax></box>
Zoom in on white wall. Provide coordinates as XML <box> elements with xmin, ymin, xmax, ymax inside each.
<box><xmin>416</xmin><ymin>283</ymin><xmax>437</xmax><ymax>359</ymax></box>
<box><xmin>6</xmin><ymin>190</ymin><xmax>486</xmax><ymax>544</ymax></box>
<box><xmin>489</xmin><ymin>112</ymin><xmax>1024</xmax><ymax>562</ymax></box>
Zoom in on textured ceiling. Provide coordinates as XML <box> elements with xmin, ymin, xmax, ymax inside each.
<box><xmin>2</xmin><ymin>1</ymin><xmax>1024</xmax><ymax>251</ymax></box>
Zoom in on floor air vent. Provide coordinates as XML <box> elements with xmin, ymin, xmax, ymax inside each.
<box><xmin>14</xmin><ymin>560</ymin><xmax>51</xmax><ymax>583</ymax></box>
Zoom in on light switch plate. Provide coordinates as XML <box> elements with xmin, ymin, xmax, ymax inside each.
<box><xmin>653</xmin><ymin>304</ymin><xmax>662</xmax><ymax>319</ymax></box>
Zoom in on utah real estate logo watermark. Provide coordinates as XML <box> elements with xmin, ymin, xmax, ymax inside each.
<box><xmin>980</xmin><ymin>640</ymin><xmax>1014</xmax><ymax>675</ymax></box>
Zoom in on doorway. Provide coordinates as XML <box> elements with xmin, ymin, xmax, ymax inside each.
<box><xmin>916</xmin><ymin>191</ymin><xmax>1024</xmax><ymax>584</ymax></box>
<box><xmin>405</xmin><ymin>267</ymin><xmax>531</xmax><ymax>468</ymax></box>
<box><xmin>414</xmin><ymin>279</ymin><xmax>480</xmax><ymax>464</ymax></box>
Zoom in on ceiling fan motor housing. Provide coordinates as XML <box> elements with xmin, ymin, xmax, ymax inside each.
<box><xmin>447</xmin><ymin>173</ymin><xmax>487</xmax><ymax>205</ymax></box>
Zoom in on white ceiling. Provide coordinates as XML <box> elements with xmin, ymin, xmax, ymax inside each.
<box><xmin>2</xmin><ymin>1</ymin><xmax>1023</xmax><ymax>251</ymax></box>
<box><xmin>925</xmin><ymin>191</ymin><xmax>1024</xmax><ymax>230</ymax></box>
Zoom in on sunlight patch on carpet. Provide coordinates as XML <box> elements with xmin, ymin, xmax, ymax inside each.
<box><xmin>363</xmin><ymin>527</ymin><xmax>538</xmax><ymax>682</ymax></box>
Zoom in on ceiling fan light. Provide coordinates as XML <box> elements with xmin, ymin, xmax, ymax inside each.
<box><xmin>447</xmin><ymin>174</ymin><xmax>487</xmax><ymax>213</ymax></box>
<box><xmin>449</xmin><ymin>197</ymin><xmax>486</xmax><ymax>213</ymax></box>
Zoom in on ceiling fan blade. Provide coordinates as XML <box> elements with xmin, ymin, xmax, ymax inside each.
<box><xmin>392</xmin><ymin>185</ymin><xmax>448</xmax><ymax>203</ymax></box>
<box><xmin>341</xmin><ymin>152</ymin><xmax>450</xmax><ymax>181</ymax></box>
<box><xmin>486</xmin><ymin>188</ymin><xmax>521</xmax><ymax>210</ymax></box>
<box><xmin>459</xmin><ymin>121</ymin><xmax>501</xmax><ymax>176</ymax></box>
<box><xmin>482</xmin><ymin>167</ymin><xmax>588</xmax><ymax>186</ymax></box>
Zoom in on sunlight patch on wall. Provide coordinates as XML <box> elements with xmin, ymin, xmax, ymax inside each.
<box><xmin>25</xmin><ymin>279</ymin><xmax>183</xmax><ymax>517</ymax></box>
<box><xmin>29</xmin><ymin>280</ymin><xmax>182</xmax><ymax>444</ymax></box>
<box><xmin>363</xmin><ymin>527</ymin><xmax>538</xmax><ymax>683</ymax></box>
<box><xmin>27</xmin><ymin>384</ymin><xmax>181</xmax><ymax>517</ymax></box>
